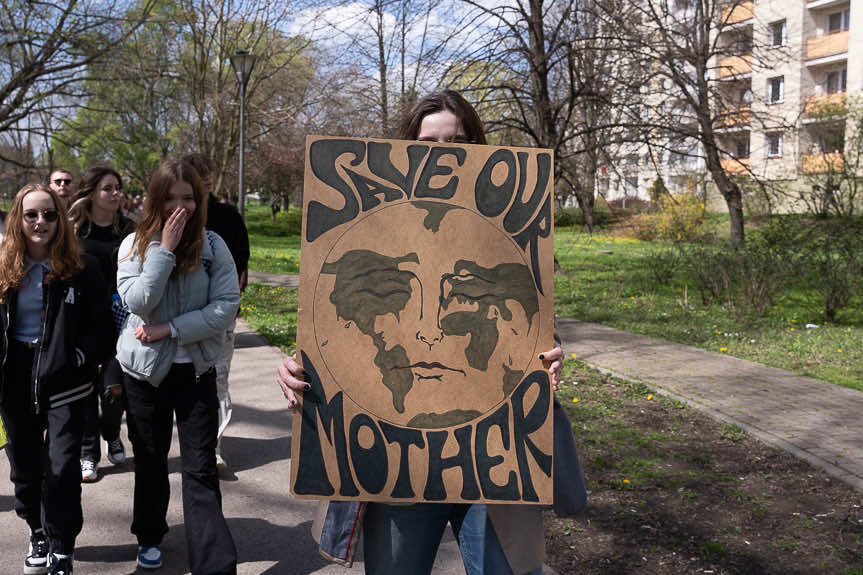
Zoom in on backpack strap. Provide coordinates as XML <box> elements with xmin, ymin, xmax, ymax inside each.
<box><xmin>202</xmin><ymin>230</ymin><xmax>218</xmax><ymax>274</ymax></box>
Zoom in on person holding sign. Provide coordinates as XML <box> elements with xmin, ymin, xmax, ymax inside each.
<box><xmin>278</xmin><ymin>90</ymin><xmax>564</xmax><ymax>575</ymax></box>
<box><xmin>0</xmin><ymin>184</ymin><xmax>112</xmax><ymax>575</ymax></box>
<box><xmin>115</xmin><ymin>159</ymin><xmax>240</xmax><ymax>573</ymax></box>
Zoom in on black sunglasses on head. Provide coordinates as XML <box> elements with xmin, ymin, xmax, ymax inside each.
<box><xmin>23</xmin><ymin>209</ymin><xmax>59</xmax><ymax>223</ymax></box>
<box><xmin>53</xmin><ymin>178</ymin><xmax>72</xmax><ymax>186</ymax></box>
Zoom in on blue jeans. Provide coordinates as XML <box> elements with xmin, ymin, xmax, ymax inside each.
<box><xmin>363</xmin><ymin>503</ymin><xmax>540</xmax><ymax>575</ymax></box>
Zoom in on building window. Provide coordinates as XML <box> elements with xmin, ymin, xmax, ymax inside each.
<box><xmin>820</xmin><ymin>131</ymin><xmax>845</xmax><ymax>154</ymax></box>
<box><xmin>828</xmin><ymin>10</ymin><xmax>850</xmax><ymax>34</ymax></box>
<box><xmin>766</xmin><ymin>133</ymin><xmax>783</xmax><ymax>158</ymax></box>
<box><xmin>624</xmin><ymin>175</ymin><xmax>639</xmax><ymax>196</ymax></box>
<box><xmin>770</xmin><ymin>20</ymin><xmax>786</xmax><ymax>46</ymax></box>
<box><xmin>735</xmin><ymin>139</ymin><xmax>750</xmax><ymax>159</ymax></box>
<box><xmin>767</xmin><ymin>76</ymin><xmax>784</xmax><ymax>104</ymax></box>
<box><xmin>826</xmin><ymin>69</ymin><xmax>847</xmax><ymax>94</ymax></box>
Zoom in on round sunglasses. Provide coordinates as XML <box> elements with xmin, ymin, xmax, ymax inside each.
<box><xmin>23</xmin><ymin>209</ymin><xmax>60</xmax><ymax>223</ymax></box>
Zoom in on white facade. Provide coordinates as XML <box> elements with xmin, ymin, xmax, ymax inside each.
<box><xmin>599</xmin><ymin>0</ymin><xmax>860</xmax><ymax>210</ymax></box>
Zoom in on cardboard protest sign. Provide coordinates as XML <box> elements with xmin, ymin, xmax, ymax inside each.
<box><xmin>291</xmin><ymin>136</ymin><xmax>555</xmax><ymax>504</ymax></box>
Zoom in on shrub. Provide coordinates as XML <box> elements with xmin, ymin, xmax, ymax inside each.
<box><xmin>798</xmin><ymin>219</ymin><xmax>863</xmax><ymax>321</ymax></box>
<box><xmin>676</xmin><ymin>240</ymin><xmax>791</xmax><ymax>321</ymax></box>
<box><xmin>555</xmin><ymin>205</ymin><xmax>612</xmax><ymax>229</ymax></box>
<box><xmin>246</xmin><ymin>206</ymin><xmax>303</xmax><ymax>236</ymax></box>
<box><xmin>656</xmin><ymin>190</ymin><xmax>705</xmax><ymax>242</ymax></box>
<box><xmin>630</xmin><ymin>213</ymin><xmax>660</xmax><ymax>241</ymax></box>
<box><xmin>645</xmin><ymin>247</ymin><xmax>678</xmax><ymax>286</ymax></box>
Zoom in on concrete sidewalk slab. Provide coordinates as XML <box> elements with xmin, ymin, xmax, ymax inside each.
<box><xmin>558</xmin><ymin>319</ymin><xmax>863</xmax><ymax>493</ymax></box>
<box><xmin>0</xmin><ymin>321</ymin><xmax>472</xmax><ymax>574</ymax></box>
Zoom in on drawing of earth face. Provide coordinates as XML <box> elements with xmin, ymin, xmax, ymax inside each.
<box><xmin>313</xmin><ymin>201</ymin><xmax>540</xmax><ymax>428</ymax></box>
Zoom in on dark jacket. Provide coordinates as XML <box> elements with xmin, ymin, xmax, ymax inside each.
<box><xmin>0</xmin><ymin>254</ymin><xmax>112</xmax><ymax>413</ymax></box>
<box><xmin>206</xmin><ymin>195</ymin><xmax>249</xmax><ymax>276</ymax></box>
<box><xmin>76</xmin><ymin>214</ymin><xmax>136</xmax><ymax>294</ymax></box>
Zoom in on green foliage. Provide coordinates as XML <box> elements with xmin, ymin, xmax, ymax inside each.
<box><xmin>644</xmin><ymin>247</ymin><xmax>678</xmax><ymax>286</ymax></box>
<box><xmin>630</xmin><ymin>190</ymin><xmax>706</xmax><ymax>242</ymax></box>
<box><xmin>699</xmin><ymin>540</ymin><xmax>726</xmax><ymax>559</ymax></box>
<box><xmin>798</xmin><ymin>219</ymin><xmax>863</xmax><ymax>322</ymax></box>
<box><xmin>553</xmin><ymin>227</ymin><xmax>863</xmax><ymax>390</ymax></box>
<box><xmin>555</xmin><ymin>206</ymin><xmax>611</xmax><ymax>228</ymax></box>
<box><xmin>245</xmin><ymin>205</ymin><xmax>303</xmax><ymax>237</ymax></box>
<box><xmin>649</xmin><ymin>176</ymin><xmax>668</xmax><ymax>204</ymax></box>
<box><xmin>240</xmin><ymin>284</ymin><xmax>298</xmax><ymax>353</ymax></box>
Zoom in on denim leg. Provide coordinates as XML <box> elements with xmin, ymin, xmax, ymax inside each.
<box><xmin>124</xmin><ymin>373</ymin><xmax>174</xmax><ymax>546</ymax></box>
<box><xmin>452</xmin><ymin>504</ymin><xmax>540</xmax><ymax>575</ymax></box>
<box><xmin>174</xmin><ymin>366</ymin><xmax>236</xmax><ymax>575</ymax></box>
<box><xmin>363</xmin><ymin>503</ymin><xmax>454</xmax><ymax>575</ymax></box>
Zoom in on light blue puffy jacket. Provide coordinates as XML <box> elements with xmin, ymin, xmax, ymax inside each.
<box><xmin>116</xmin><ymin>230</ymin><xmax>240</xmax><ymax>387</ymax></box>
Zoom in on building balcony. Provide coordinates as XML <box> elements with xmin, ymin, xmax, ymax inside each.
<box><xmin>717</xmin><ymin>107</ymin><xmax>751</xmax><ymax>128</ymax></box>
<box><xmin>721</xmin><ymin>157</ymin><xmax>750</xmax><ymax>176</ymax></box>
<box><xmin>723</xmin><ymin>1</ymin><xmax>754</xmax><ymax>25</ymax></box>
<box><xmin>718</xmin><ymin>54</ymin><xmax>753</xmax><ymax>79</ymax></box>
<box><xmin>806</xmin><ymin>31</ymin><xmax>849</xmax><ymax>62</ymax></box>
<box><xmin>807</xmin><ymin>0</ymin><xmax>850</xmax><ymax>10</ymax></box>
<box><xmin>804</xmin><ymin>92</ymin><xmax>847</xmax><ymax>118</ymax></box>
<box><xmin>801</xmin><ymin>152</ymin><xmax>844</xmax><ymax>173</ymax></box>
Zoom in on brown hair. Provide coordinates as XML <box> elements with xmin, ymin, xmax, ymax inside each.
<box><xmin>0</xmin><ymin>184</ymin><xmax>83</xmax><ymax>299</ymax></box>
<box><xmin>130</xmin><ymin>159</ymin><xmax>207</xmax><ymax>274</ymax></box>
<box><xmin>181</xmin><ymin>153</ymin><xmax>212</xmax><ymax>179</ymax></box>
<box><xmin>398</xmin><ymin>90</ymin><xmax>487</xmax><ymax>145</ymax></box>
<box><xmin>68</xmin><ymin>166</ymin><xmax>123</xmax><ymax>237</ymax></box>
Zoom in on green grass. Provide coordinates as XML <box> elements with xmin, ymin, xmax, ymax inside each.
<box><xmin>242</xmin><ymin>208</ymin><xmax>862</xmax><ymax>390</ymax></box>
<box><xmin>240</xmin><ymin>284</ymin><xmax>298</xmax><ymax>353</ymax></box>
<box><xmin>553</xmin><ymin>230</ymin><xmax>863</xmax><ymax>390</ymax></box>
<box><xmin>248</xmin><ymin>234</ymin><xmax>301</xmax><ymax>274</ymax></box>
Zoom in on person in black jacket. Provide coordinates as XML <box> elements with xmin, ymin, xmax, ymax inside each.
<box><xmin>68</xmin><ymin>167</ymin><xmax>137</xmax><ymax>482</ymax></box>
<box><xmin>0</xmin><ymin>184</ymin><xmax>112</xmax><ymax>575</ymax></box>
<box><xmin>182</xmin><ymin>153</ymin><xmax>249</xmax><ymax>471</ymax></box>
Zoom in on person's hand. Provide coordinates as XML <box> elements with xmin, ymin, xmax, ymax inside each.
<box><xmin>107</xmin><ymin>385</ymin><xmax>123</xmax><ymax>397</ymax></box>
<box><xmin>277</xmin><ymin>353</ymin><xmax>309</xmax><ymax>410</ymax></box>
<box><xmin>538</xmin><ymin>343</ymin><xmax>563</xmax><ymax>392</ymax></box>
<box><xmin>239</xmin><ymin>268</ymin><xmax>248</xmax><ymax>292</ymax></box>
<box><xmin>134</xmin><ymin>323</ymin><xmax>171</xmax><ymax>343</ymax></box>
<box><xmin>160</xmin><ymin>206</ymin><xmax>187</xmax><ymax>252</ymax></box>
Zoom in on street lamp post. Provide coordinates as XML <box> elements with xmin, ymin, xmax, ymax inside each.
<box><xmin>230</xmin><ymin>49</ymin><xmax>256</xmax><ymax>218</ymax></box>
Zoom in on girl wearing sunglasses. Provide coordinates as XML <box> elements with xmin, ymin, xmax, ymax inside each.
<box><xmin>0</xmin><ymin>184</ymin><xmax>112</xmax><ymax>575</ymax></box>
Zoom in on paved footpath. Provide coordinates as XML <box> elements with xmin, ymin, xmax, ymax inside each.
<box><xmin>250</xmin><ymin>273</ymin><xmax>863</xmax><ymax>493</ymax></box>
<box><xmin>558</xmin><ymin>319</ymin><xmax>863</xmax><ymax>493</ymax></box>
<box><xmin>0</xmin><ymin>320</ymin><xmax>556</xmax><ymax>574</ymax></box>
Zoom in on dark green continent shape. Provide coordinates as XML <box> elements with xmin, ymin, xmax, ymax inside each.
<box><xmin>439</xmin><ymin>260</ymin><xmax>538</xmax><ymax>371</ymax></box>
<box><xmin>321</xmin><ymin>250</ymin><xmax>418</xmax><ymax>413</ymax></box>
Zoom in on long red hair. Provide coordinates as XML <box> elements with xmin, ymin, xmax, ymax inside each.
<box><xmin>0</xmin><ymin>184</ymin><xmax>82</xmax><ymax>301</ymax></box>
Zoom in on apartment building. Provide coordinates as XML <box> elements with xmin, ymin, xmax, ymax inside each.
<box><xmin>600</xmin><ymin>0</ymin><xmax>861</xmax><ymax>212</ymax></box>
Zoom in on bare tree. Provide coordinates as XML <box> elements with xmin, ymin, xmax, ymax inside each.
<box><xmin>0</xmin><ymin>0</ymin><xmax>156</xmax><ymax>166</ymax></box>
<box><xmin>600</xmin><ymin>0</ymin><xmax>794</xmax><ymax>246</ymax></box>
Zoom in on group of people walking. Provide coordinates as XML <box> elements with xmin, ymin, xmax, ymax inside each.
<box><xmin>0</xmin><ymin>155</ymin><xmax>248</xmax><ymax>575</ymax></box>
<box><xmin>2</xmin><ymin>90</ymin><xmax>575</xmax><ymax>575</ymax></box>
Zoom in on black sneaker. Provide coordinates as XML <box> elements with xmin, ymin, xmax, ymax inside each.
<box><xmin>105</xmin><ymin>438</ymin><xmax>126</xmax><ymax>465</ymax></box>
<box><xmin>47</xmin><ymin>553</ymin><xmax>73</xmax><ymax>575</ymax></box>
<box><xmin>24</xmin><ymin>529</ymin><xmax>49</xmax><ymax>574</ymax></box>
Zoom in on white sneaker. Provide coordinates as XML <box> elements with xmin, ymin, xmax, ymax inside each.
<box><xmin>105</xmin><ymin>438</ymin><xmax>126</xmax><ymax>465</ymax></box>
<box><xmin>80</xmin><ymin>459</ymin><xmax>98</xmax><ymax>483</ymax></box>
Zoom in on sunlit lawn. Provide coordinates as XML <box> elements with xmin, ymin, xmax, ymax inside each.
<box><xmin>241</xmin><ymin>209</ymin><xmax>862</xmax><ymax>390</ymax></box>
<box><xmin>553</xmin><ymin>230</ymin><xmax>863</xmax><ymax>391</ymax></box>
